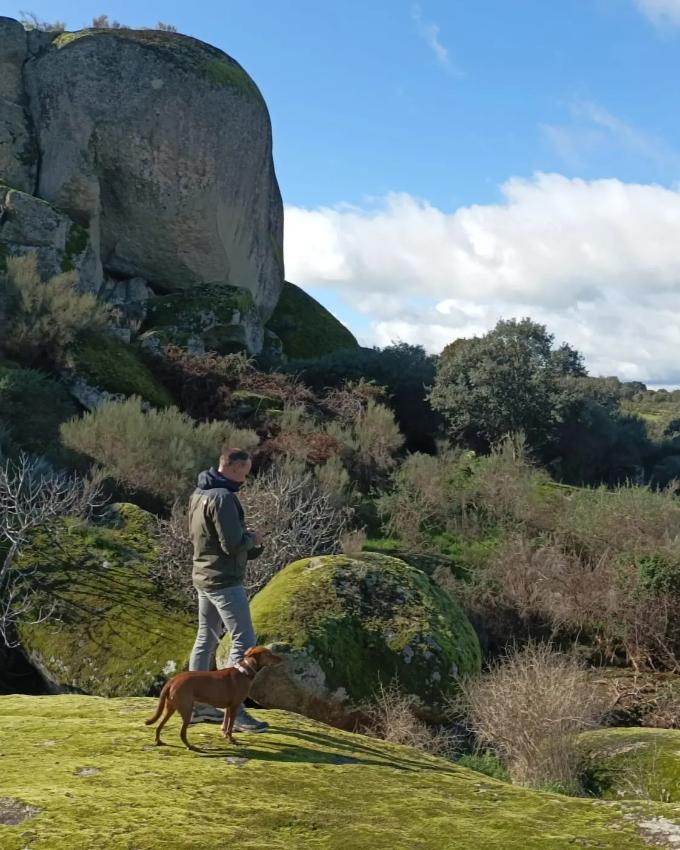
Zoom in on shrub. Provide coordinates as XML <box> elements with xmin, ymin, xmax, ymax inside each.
<box><xmin>362</xmin><ymin>680</ymin><xmax>459</xmax><ymax>760</ymax></box>
<box><xmin>0</xmin><ymin>454</ymin><xmax>105</xmax><ymax>646</ymax></box>
<box><xmin>378</xmin><ymin>452</ymin><xmax>451</xmax><ymax>548</ymax></box>
<box><xmin>60</xmin><ymin>397</ymin><xmax>258</xmax><ymax>504</ymax></box>
<box><xmin>239</xmin><ymin>459</ymin><xmax>351</xmax><ymax>594</ymax></box>
<box><xmin>1</xmin><ymin>255</ymin><xmax>111</xmax><ymax>367</ymax></box>
<box><xmin>460</xmin><ymin>643</ymin><xmax>607</xmax><ymax>790</ymax></box>
<box><xmin>152</xmin><ymin>459</ymin><xmax>351</xmax><ymax>600</ymax></box>
<box><xmin>327</xmin><ymin>401</ymin><xmax>404</xmax><ymax>488</ymax></box>
<box><xmin>0</xmin><ymin>367</ymin><xmax>77</xmax><ymax>461</ymax></box>
<box><xmin>287</xmin><ymin>343</ymin><xmax>441</xmax><ymax>452</ymax></box>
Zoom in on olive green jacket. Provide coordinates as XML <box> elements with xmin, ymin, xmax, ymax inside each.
<box><xmin>189</xmin><ymin>469</ymin><xmax>257</xmax><ymax>590</ymax></box>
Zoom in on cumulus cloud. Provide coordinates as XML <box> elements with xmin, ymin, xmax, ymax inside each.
<box><xmin>284</xmin><ymin>173</ymin><xmax>680</xmax><ymax>384</ymax></box>
<box><xmin>634</xmin><ymin>0</ymin><xmax>680</xmax><ymax>25</ymax></box>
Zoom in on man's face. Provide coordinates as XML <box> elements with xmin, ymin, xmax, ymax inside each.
<box><xmin>224</xmin><ymin>459</ymin><xmax>252</xmax><ymax>483</ymax></box>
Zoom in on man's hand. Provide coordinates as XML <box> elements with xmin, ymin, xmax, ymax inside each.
<box><xmin>249</xmin><ymin>528</ymin><xmax>265</xmax><ymax>546</ymax></box>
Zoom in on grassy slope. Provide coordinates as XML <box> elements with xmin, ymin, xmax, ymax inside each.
<box><xmin>1</xmin><ymin>695</ymin><xmax>678</xmax><ymax>850</ymax></box>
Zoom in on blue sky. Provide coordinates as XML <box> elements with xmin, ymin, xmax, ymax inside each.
<box><xmin>11</xmin><ymin>1</ymin><xmax>680</xmax><ymax>383</ymax></box>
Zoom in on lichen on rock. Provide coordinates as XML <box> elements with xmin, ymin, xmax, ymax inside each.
<box><xmin>13</xmin><ymin>503</ymin><xmax>194</xmax><ymax>696</ymax></box>
<box><xmin>218</xmin><ymin>552</ymin><xmax>481</xmax><ymax>727</ymax></box>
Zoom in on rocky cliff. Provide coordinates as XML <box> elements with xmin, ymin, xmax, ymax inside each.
<box><xmin>0</xmin><ymin>17</ymin><xmax>284</xmax><ymax>353</ymax></box>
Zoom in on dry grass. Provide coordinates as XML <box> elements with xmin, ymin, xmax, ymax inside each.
<box><xmin>362</xmin><ymin>680</ymin><xmax>460</xmax><ymax>760</ymax></box>
<box><xmin>460</xmin><ymin>642</ymin><xmax>608</xmax><ymax>790</ymax></box>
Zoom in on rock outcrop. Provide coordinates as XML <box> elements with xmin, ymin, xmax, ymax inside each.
<box><xmin>267</xmin><ymin>280</ymin><xmax>359</xmax><ymax>360</ymax></box>
<box><xmin>3</xmin><ymin>694</ymin><xmax>679</xmax><ymax>850</ymax></box>
<box><xmin>13</xmin><ymin>503</ymin><xmax>194</xmax><ymax>695</ymax></box>
<box><xmin>0</xmin><ymin>18</ymin><xmax>284</xmax><ymax>353</ymax></box>
<box><xmin>218</xmin><ymin>552</ymin><xmax>481</xmax><ymax>728</ymax></box>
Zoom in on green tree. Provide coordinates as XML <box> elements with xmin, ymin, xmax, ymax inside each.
<box><xmin>429</xmin><ymin>318</ymin><xmax>584</xmax><ymax>454</ymax></box>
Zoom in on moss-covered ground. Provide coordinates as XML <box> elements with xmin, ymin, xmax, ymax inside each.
<box><xmin>70</xmin><ymin>335</ymin><xmax>173</xmax><ymax>408</ymax></box>
<box><xmin>2</xmin><ymin>695</ymin><xmax>680</xmax><ymax>850</ymax></box>
<box><xmin>266</xmin><ymin>281</ymin><xmax>358</xmax><ymax>360</ymax></box>
<box><xmin>14</xmin><ymin>504</ymin><xmax>194</xmax><ymax>696</ymax></box>
<box><xmin>580</xmin><ymin>727</ymin><xmax>680</xmax><ymax>803</ymax></box>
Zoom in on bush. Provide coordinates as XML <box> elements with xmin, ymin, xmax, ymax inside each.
<box><xmin>152</xmin><ymin>459</ymin><xmax>351</xmax><ymax>600</ymax></box>
<box><xmin>0</xmin><ymin>367</ymin><xmax>77</xmax><ymax>461</ymax></box>
<box><xmin>60</xmin><ymin>397</ymin><xmax>258</xmax><ymax>505</ymax></box>
<box><xmin>287</xmin><ymin>343</ymin><xmax>441</xmax><ymax>452</ymax></box>
<box><xmin>362</xmin><ymin>680</ymin><xmax>459</xmax><ymax>760</ymax></box>
<box><xmin>0</xmin><ymin>255</ymin><xmax>111</xmax><ymax>367</ymax></box>
<box><xmin>327</xmin><ymin>401</ymin><xmax>404</xmax><ymax>488</ymax></box>
<box><xmin>239</xmin><ymin>459</ymin><xmax>351</xmax><ymax>594</ymax></box>
<box><xmin>461</xmin><ymin>643</ymin><xmax>607</xmax><ymax>790</ymax></box>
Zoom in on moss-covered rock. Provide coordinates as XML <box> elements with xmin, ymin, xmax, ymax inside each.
<box><xmin>580</xmin><ymin>727</ymin><xmax>680</xmax><ymax>803</ymax></box>
<box><xmin>0</xmin><ymin>366</ymin><xmax>77</xmax><ymax>461</ymax></box>
<box><xmin>2</xmin><ymin>695</ymin><xmax>680</xmax><ymax>850</ymax></box>
<box><xmin>266</xmin><ymin>281</ymin><xmax>359</xmax><ymax>360</ymax></box>
<box><xmin>68</xmin><ymin>334</ymin><xmax>173</xmax><ymax>408</ymax></box>
<box><xmin>13</xmin><ymin>504</ymin><xmax>194</xmax><ymax>696</ymax></box>
<box><xmin>143</xmin><ymin>285</ymin><xmax>261</xmax><ymax>354</ymax></box>
<box><xmin>219</xmin><ymin>553</ymin><xmax>481</xmax><ymax>727</ymax></box>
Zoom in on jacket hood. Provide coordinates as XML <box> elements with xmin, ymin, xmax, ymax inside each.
<box><xmin>196</xmin><ymin>467</ymin><xmax>242</xmax><ymax>492</ymax></box>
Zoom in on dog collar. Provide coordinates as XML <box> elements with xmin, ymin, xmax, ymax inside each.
<box><xmin>234</xmin><ymin>659</ymin><xmax>257</xmax><ymax>679</ymax></box>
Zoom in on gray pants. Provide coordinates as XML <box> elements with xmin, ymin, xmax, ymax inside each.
<box><xmin>188</xmin><ymin>584</ymin><xmax>256</xmax><ymax>672</ymax></box>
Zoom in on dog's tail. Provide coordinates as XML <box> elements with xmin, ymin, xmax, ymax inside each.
<box><xmin>145</xmin><ymin>681</ymin><xmax>170</xmax><ymax>726</ymax></box>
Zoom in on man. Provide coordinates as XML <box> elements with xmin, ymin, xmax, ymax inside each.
<box><xmin>188</xmin><ymin>447</ymin><xmax>267</xmax><ymax>731</ymax></box>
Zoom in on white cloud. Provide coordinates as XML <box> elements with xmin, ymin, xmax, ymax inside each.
<box><xmin>634</xmin><ymin>0</ymin><xmax>680</xmax><ymax>26</ymax></box>
<box><xmin>411</xmin><ymin>4</ymin><xmax>457</xmax><ymax>71</ymax></box>
<box><xmin>284</xmin><ymin>173</ymin><xmax>680</xmax><ymax>384</ymax></box>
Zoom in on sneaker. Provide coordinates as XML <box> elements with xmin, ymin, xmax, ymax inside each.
<box><xmin>190</xmin><ymin>703</ymin><xmax>224</xmax><ymax>724</ymax></box>
<box><xmin>232</xmin><ymin>706</ymin><xmax>268</xmax><ymax>733</ymax></box>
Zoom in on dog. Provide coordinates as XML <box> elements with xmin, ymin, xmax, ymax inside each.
<box><xmin>145</xmin><ymin>645</ymin><xmax>282</xmax><ymax>750</ymax></box>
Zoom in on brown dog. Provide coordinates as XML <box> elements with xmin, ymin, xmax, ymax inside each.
<box><xmin>145</xmin><ymin>645</ymin><xmax>282</xmax><ymax>750</ymax></box>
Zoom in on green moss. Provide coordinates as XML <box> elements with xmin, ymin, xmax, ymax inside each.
<box><xmin>580</xmin><ymin>728</ymin><xmax>680</xmax><ymax>802</ymax></box>
<box><xmin>53</xmin><ymin>29</ymin><xmax>261</xmax><ymax>101</ymax></box>
<box><xmin>203</xmin><ymin>58</ymin><xmax>261</xmax><ymax>99</ymax></box>
<box><xmin>144</xmin><ymin>285</ymin><xmax>255</xmax><ymax>354</ymax></box>
<box><xmin>267</xmin><ymin>281</ymin><xmax>358</xmax><ymax>360</ymax></box>
<box><xmin>60</xmin><ymin>222</ymin><xmax>89</xmax><ymax>273</ymax></box>
<box><xmin>0</xmin><ymin>695</ymin><xmax>678</xmax><ymax>850</ymax></box>
<box><xmin>225</xmin><ymin>553</ymin><xmax>481</xmax><ymax>709</ymax></box>
<box><xmin>0</xmin><ymin>366</ymin><xmax>77</xmax><ymax>461</ymax></box>
<box><xmin>231</xmin><ymin>389</ymin><xmax>283</xmax><ymax>413</ymax></box>
<box><xmin>13</xmin><ymin>504</ymin><xmax>194</xmax><ymax>696</ymax></box>
<box><xmin>70</xmin><ymin>334</ymin><xmax>173</xmax><ymax>408</ymax></box>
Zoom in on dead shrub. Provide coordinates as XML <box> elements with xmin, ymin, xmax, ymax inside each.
<box><xmin>460</xmin><ymin>642</ymin><xmax>607</xmax><ymax>790</ymax></box>
<box><xmin>362</xmin><ymin>680</ymin><xmax>459</xmax><ymax>760</ymax></box>
<box><xmin>240</xmin><ymin>460</ymin><xmax>351</xmax><ymax>594</ymax></box>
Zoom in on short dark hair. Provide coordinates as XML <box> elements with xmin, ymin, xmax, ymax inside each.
<box><xmin>220</xmin><ymin>447</ymin><xmax>251</xmax><ymax>466</ymax></box>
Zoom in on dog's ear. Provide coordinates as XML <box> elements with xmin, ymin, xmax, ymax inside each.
<box><xmin>244</xmin><ymin>646</ymin><xmax>258</xmax><ymax>657</ymax></box>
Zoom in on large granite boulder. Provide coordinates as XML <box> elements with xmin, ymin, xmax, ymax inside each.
<box><xmin>23</xmin><ymin>27</ymin><xmax>284</xmax><ymax>311</ymax></box>
<box><xmin>13</xmin><ymin>503</ymin><xmax>194</xmax><ymax>695</ymax></box>
<box><xmin>0</xmin><ymin>18</ymin><xmax>284</xmax><ymax>354</ymax></box>
<box><xmin>218</xmin><ymin>552</ymin><xmax>481</xmax><ymax>728</ymax></box>
<box><xmin>0</xmin><ymin>17</ymin><xmax>36</xmax><ymax>194</ymax></box>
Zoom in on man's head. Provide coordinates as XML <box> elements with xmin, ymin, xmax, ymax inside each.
<box><xmin>218</xmin><ymin>447</ymin><xmax>252</xmax><ymax>483</ymax></box>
